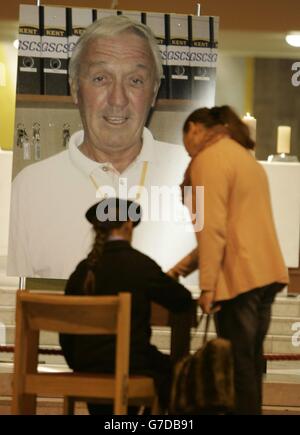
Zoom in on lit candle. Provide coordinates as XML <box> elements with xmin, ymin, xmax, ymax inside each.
<box><xmin>277</xmin><ymin>126</ymin><xmax>291</xmax><ymax>154</ymax></box>
<box><xmin>243</xmin><ymin>113</ymin><xmax>257</xmax><ymax>142</ymax></box>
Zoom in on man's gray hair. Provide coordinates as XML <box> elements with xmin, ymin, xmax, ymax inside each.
<box><xmin>69</xmin><ymin>15</ymin><xmax>163</xmax><ymax>92</ymax></box>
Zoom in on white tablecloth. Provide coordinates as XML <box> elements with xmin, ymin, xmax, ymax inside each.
<box><xmin>260</xmin><ymin>161</ymin><xmax>300</xmax><ymax>268</ymax></box>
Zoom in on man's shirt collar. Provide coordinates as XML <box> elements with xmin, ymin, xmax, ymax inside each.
<box><xmin>69</xmin><ymin>128</ymin><xmax>156</xmax><ymax>178</ymax></box>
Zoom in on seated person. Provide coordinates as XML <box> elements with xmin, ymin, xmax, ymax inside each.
<box><xmin>60</xmin><ymin>197</ymin><xmax>193</xmax><ymax>414</ymax></box>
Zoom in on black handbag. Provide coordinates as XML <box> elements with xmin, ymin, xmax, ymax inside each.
<box><xmin>169</xmin><ymin>314</ymin><xmax>235</xmax><ymax>415</ymax></box>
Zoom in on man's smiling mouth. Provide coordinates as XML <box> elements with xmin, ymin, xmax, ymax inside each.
<box><xmin>104</xmin><ymin>116</ymin><xmax>128</xmax><ymax>125</ymax></box>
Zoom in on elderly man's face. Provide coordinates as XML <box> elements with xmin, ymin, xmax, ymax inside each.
<box><xmin>74</xmin><ymin>31</ymin><xmax>158</xmax><ymax>154</ymax></box>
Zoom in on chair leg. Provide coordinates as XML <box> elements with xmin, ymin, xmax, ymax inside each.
<box><xmin>24</xmin><ymin>394</ymin><xmax>38</xmax><ymax>415</ymax></box>
<box><xmin>151</xmin><ymin>396</ymin><xmax>161</xmax><ymax>415</ymax></box>
<box><xmin>12</xmin><ymin>393</ymin><xmax>37</xmax><ymax>415</ymax></box>
<box><xmin>63</xmin><ymin>396</ymin><xmax>75</xmax><ymax>415</ymax></box>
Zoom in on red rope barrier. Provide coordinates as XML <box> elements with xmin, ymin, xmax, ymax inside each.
<box><xmin>264</xmin><ymin>354</ymin><xmax>300</xmax><ymax>361</ymax></box>
<box><xmin>1</xmin><ymin>345</ymin><xmax>300</xmax><ymax>360</ymax></box>
<box><xmin>0</xmin><ymin>345</ymin><xmax>63</xmax><ymax>355</ymax></box>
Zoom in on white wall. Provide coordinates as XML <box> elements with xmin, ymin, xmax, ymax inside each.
<box><xmin>0</xmin><ymin>150</ymin><xmax>12</xmax><ymax>255</ymax></box>
<box><xmin>215</xmin><ymin>54</ymin><xmax>247</xmax><ymax>116</ymax></box>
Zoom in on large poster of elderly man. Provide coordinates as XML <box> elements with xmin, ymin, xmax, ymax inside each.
<box><xmin>8</xmin><ymin>5</ymin><xmax>219</xmax><ymax>280</ymax></box>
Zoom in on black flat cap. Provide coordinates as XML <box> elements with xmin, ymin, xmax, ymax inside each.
<box><xmin>85</xmin><ymin>197</ymin><xmax>142</xmax><ymax>227</ymax></box>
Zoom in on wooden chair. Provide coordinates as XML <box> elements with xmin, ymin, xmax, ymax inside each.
<box><xmin>64</xmin><ymin>301</ymin><xmax>197</xmax><ymax>415</ymax></box>
<box><xmin>11</xmin><ymin>290</ymin><xmax>157</xmax><ymax>415</ymax></box>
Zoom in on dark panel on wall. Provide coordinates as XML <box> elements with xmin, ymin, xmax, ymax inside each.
<box><xmin>253</xmin><ymin>58</ymin><xmax>300</xmax><ymax>161</ymax></box>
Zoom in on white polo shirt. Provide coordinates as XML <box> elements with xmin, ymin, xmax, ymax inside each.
<box><xmin>7</xmin><ymin>128</ymin><xmax>197</xmax><ymax>279</ymax></box>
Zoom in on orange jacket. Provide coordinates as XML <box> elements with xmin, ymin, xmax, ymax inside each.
<box><xmin>187</xmin><ymin>137</ymin><xmax>288</xmax><ymax>302</ymax></box>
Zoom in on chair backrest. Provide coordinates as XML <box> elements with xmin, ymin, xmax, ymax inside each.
<box><xmin>16</xmin><ymin>290</ymin><xmax>131</xmax><ymax>335</ymax></box>
<box><xmin>13</xmin><ymin>290</ymin><xmax>131</xmax><ymax>414</ymax></box>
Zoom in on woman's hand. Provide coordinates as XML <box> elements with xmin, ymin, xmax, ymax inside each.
<box><xmin>166</xmin><ymin>268</ymin><xmax>180</xmax><ymax>281</ymax></box>
<box><xmin>198</xmin><ymin>290</ymin><xmax>221</xmax><ymax>314</ymax></box>
<box><xmin>166</xmin><ymin>249</ymin><xmax>198</xmax><ymax>280</ymax></box>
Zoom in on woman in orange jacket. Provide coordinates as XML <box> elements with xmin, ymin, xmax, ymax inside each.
<box><xmin>169</xmin><ymin>106</ymin><xmax>288</xmax><ymax>415</ymax></box>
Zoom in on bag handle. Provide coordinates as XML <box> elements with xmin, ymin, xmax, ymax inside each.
<box><xmin>199</xmin><ymin>313</ymin><xmax>211</xmax><ymax>344</ymax></box>
<box><xmin>191</xmin><ymin>313</ymin><xmax>211</xmax><ymax>348</ymax></box>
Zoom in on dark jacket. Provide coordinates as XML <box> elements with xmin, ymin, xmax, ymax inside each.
<box><xmin>59</xmin><ymin>240</ymin><xmax>193</xmax><ymax>375</ymax></box>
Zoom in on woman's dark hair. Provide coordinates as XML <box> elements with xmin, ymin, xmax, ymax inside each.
<box><xmin>83</xmin><ymin>220</ymin><xmax>124</xmax><ymax>295</ymax></box>
<box><xmin>83</xmin><ymin>198</ymin><xmax>141</xmax><ymax>295</ymax></box>
<box><xmin>183</xmin><ymin>105</ymin><xmax>255</xmax><ymax>150</ymax></box>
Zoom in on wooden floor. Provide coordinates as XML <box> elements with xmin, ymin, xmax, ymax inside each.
<box><xmin>1</xmin><ymin>398</ymin><xmax>300</xmax><ymax>415</ymax></box>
